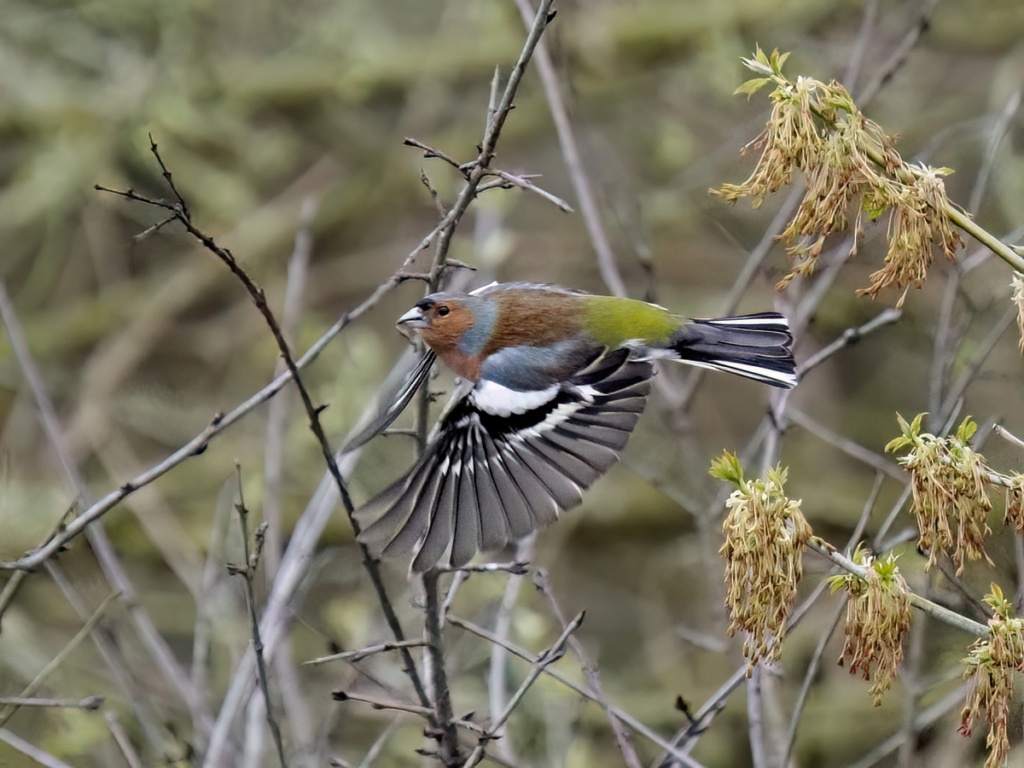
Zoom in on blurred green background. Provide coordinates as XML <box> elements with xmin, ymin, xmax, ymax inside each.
<box><xmin>1</xmin><ymin>0</ymin><xmax>1024</xmax><ymax>766</ymax></box>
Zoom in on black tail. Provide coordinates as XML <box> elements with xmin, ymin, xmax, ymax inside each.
<box><xmin>669</xmin><ymin>312</ymin><xmax>796</xmax><ymax>389</ymax></box>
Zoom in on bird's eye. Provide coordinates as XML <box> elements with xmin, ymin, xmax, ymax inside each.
<box><xmin>436</xmin><ymin>305</ymin><xmax>450</xmax><ymax>317</ymax></box>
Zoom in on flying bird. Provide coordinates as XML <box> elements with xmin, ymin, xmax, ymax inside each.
<box><xmin>355</xmin><ymin>282</ymin><xmax>796</xmax><ymax>572</ymax></box>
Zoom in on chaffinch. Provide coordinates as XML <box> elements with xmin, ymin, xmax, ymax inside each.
<box><xmin>355</xmin><ymin>281</ymin><xmax>796</xmax><ymax>572</ymax></box>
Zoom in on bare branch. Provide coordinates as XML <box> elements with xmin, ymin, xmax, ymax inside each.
<box><xmin>0</xmin><ymin>591</ymin><xmax>120</xmax><ymax>727</ymax></box>
<box><xmin>0</xmin><ymin>728</ymin><xmax>76</xmax><ymax>768</ymax></box>
<box><xmin>512</xmin><ymin>0</ymin><xmax>626</xmax><ymax>297</ymax></box>
<box><xmin>304</xmin><ymin>640</ymin><xmax>430</xmax><ymax>667</ymax></box>
<box><xmin>230</xmin><ymin>466</ymin><xmax>287</xmax><ymax>767</ymax></box>
<box><xmin>462</xmin><ymin>612</ymin><xmax>585</xmax><ymax>768</ymax></box>
<box><xmin>448</xmin><ymin>615</ymin><xmax>705</xmax><ymax>768</ymax></box>
<box><xmin>0</xmin><ymin>696</ymin><xmax>104</xmax><ymax>710</ymax></box>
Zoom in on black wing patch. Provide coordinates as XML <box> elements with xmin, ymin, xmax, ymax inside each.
<box><xmin>355</xmin><ymin>349</ymin><xmax>653</xmax><ymax>572</ymax></box>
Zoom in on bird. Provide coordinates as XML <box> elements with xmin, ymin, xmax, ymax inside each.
<box><xmin>355</xmin><ymin>281</ymin><xmax>796</xmax><ymax>572</ymax></box>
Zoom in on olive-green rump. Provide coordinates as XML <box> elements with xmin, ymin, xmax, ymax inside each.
<box><xmin>582</xmin><ymin>295</ymin><xmax>679</xmax><ymax>348</ymax></box>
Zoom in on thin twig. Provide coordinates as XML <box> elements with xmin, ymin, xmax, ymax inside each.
<box><xmin>873</xmin><ymin>485</ymin><xmax>914</xmax><ymax>547</ymax></box>
<box><xmin>489</xmin><ymin>536</ymin><xmax>534</xmax><ymax>764</ymax></box>
<box><xmin>102</xmin><ymin>154</ymin><xmax>432</xmax><ymax>762</ymax></box>
<box><xmin>929</xmin><ymin>91</ymin><xmax>1019</xmax><ymax>431</ymax></box>
<box><xmin>0</xmin><ymin>696</ymin><xmax>104</xmax><ymax>709</ymax></box>
<box><xmin>843</xmin><ymin>0</ymin><xmax>880</xmax><ymax>93</ymax></box>
<box><xmin>856</xmin><ymin>0</ymin><xmax>941</xmax><ymax>105</ymax></box>
<box><xmin>0</xmin><ymin>272</ymin><xmax>395</xmax><ymax>572</ymax></box>
<box><xmin>512</xmin><ymin>0</ymin><xmax>626</xmax><ymax>297</ymax></box>
<box><xmin>202</xmin><ymin>450</ymin><xmax>361</xmax><ymax>765</ymax></box>
<box><xmin>399</xmin><ymin>7</ymin><xmax>559</xmax><ymax>766</ymax></box>
<box><xmin>844</xmin><ymin>682</ymin><xmax>969</xmax><ymax>768</ymax></box>
<box><xmin>43</xmin><ymin>562</ymin><xmax>168</xmax><ymax>750</ymax></box>
<box><xmin>230</xmin><ymin>465</ymin><xmax>287</xmax><ymax>768</ymax></box>
<box><xmin>259</xmin><ymin>197</ymin><xmax>319</xmax><ymax>767</ymax></box>
<box><xmin>0</xmin><ymin>728</ymin><xmax>76</xmax><ymax>768</ymax></box>
<box><xmin>190</xmin><ymin>477</ymin><xmax>235</xmax><ymax>754</ymax></box>
<box><xmin>533</xmin><ymin>568</ymin><xmax>643</xmax><ymax>768</ymax></box>
<box><xmin>333</xmin><ymin>691</ymin><xmax>489</xmax><ymax>736</ymax></box>
<box><xmin>403</xmin><ymin>137</ymin><xmax>464</xmax><ymax>172</ymax></box>
<box><xmin>782</xmin><ymin>468</ymin><xmax>889</xmax><ymax>765</ymax></box>
<box><xmin>967</xmin><ymin>88</ymin><xmax>1020</xmax><ymax>229</ymax></box>
<box><xmin>787</xmin><ymin>408</ymin><xmax>905</xmax><ymax>480</ymax></box>
<box><xmin>655</xmin><ymin>552</ymin><xmax>874</xmax><ymax>767</ymax></box>
<box><xmin>938</xmin><ymin>304</ymin><xmax>1017</xmax><ymax>419</ymax></box>
<box><xmin>148</xmin><ymin>132</ymin><xmax>190</xmax><ymax>217</ymax></box>
<box><xmin>0</xmin><ymin>591</ymin><xmax>120</xmax><ymax>727</ymax></box>
<box><xmin>488</xmin><ymin>170</ymin><xmax>574</xmax><ymax>212</ymax></box>
<box><xmin>357</xmin><ymin>718</ymin><xmax>401</xmax><ymax>768</ymax></box>
<box><xmin>782</xmin><ymin>597</ymin><xmax>847</xmax><ymax>765</ymax></box>
<box><xmin>747</xmin><ymin>665</ymin><xmax>767</xmax><ymax>768</ymax></box>
<box><xmin>304</xmin><ymin>640</ymin><xmax>430</xmax><ymax>667</ymax></box>
<box><xmin>797</xmin><ymin>308</ymin><xmax>903</xmax><ymax>378</ymax></box>
<box><xmin>933</xmin><ymin>557</ymin><xmax>991</xmax><ymax>621</ymax></box>
<box><xmin>0</xmin><ymin>281</ymin><xmax>212</xmax><ymax>736</ymax></box>
<box><xmin>897</xmin><ymin>579</ymin><xmax>927</xmax><ymax>768</ymax></box>
<box><xmin>995</xmin><ymin>424</ymin><xmax>1024</xmax><ymax>451</ymax></box>
<box><xmin>106</xmin><ymin>710</ymin><xmax>145</xmax><ymax>768</ymax></box>
<box><xmin>462</xmin><ymin>613</ymin><xmax>585</xmax><ymax>768</ymax></box>
<box><xmin>264</xmin><ymin>195</ymin><xmax>318</xmax><ymax>581</ymax></box>
<box><xmin>0</xmin><ymin>502</ymin><xmax>77</xmax><ymax>628</ymax></box>
<box><xmin>448</xmin><ymin>615</ymin><xmax>705</xmax><ymax>768</ymax></box>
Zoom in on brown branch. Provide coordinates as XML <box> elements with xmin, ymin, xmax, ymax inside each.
<box><xmin>333</xmin><ymin>691</ymin><xmax>489</xmax><ymax>736</ymax></box>
<box><xmin>102</xmin><ymin>177</ymin><xmax>433</xmax><ymax>743</ymax></box>
<box><xmin>423</xmin><ymin>570</ymin><xmax>461</xmax><ymax>766</ymax></box>
<box><xmin>229</xmin><ymin>465</ymin><xmax>287</xmax><ymax>768</ymax></box>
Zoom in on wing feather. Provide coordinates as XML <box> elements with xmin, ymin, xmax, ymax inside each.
<box><xmin>411</xmin><ymin>438</ymin><xmax>461</xmax><ymax>572</ymax></box>
<box><xmin>451</xmin><ymin>432</ymin><xmax>482</xmax><ymax>567</ymax></box>
<box><xmin>477</xmin><ymin>430</ymin><xmax>540</xmax><ymax>538</ymax></box>
<box><xmin>355</xmin><ymin>350</ymin><xmax>655</xmax><ymax>572</ymax></box>
<box><xmin>470</xmin><ymin>429</ymin><xmax>513</xmax><ymax>552</ymax></box>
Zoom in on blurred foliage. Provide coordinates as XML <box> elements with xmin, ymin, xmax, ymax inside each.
<box><xmin>1</xmin><ymin>0</ymin><xmax>1024</xmax><ymax>766</ymax></box>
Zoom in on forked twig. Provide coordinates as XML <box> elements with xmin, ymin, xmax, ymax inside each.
<box><xmin>462</xmin><ymin>612</ymin><xmax>585</xmax><ymax>768</ymax></box>
<box><xmin>228</xmin><ymin>465</ymin><xmax>287</xmax><ymax>767</ymax></box>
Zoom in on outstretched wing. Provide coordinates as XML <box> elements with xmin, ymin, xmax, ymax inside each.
<box><xmin>355</xmin><ymin>349</ymin><xmax>654</xmax><ymax>572</ymax></box>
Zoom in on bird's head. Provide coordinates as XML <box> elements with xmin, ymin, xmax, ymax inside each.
<box><xmin>397</xmin><ymin>294</ymin><xmax>479</xmax><ymax>352</ymax></box>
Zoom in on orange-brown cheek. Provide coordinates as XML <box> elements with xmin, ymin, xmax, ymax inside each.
<box><xmin>420</xmin><ymin>310</ymin><xmax>474</xmax><ymax>352</ymax></box>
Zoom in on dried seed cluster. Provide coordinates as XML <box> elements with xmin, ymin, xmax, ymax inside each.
<box><xmin>827</xmin><ymin>548</ymin><xmax>911</xmax><ymax>706</ymax></box>
<box><xmin>886</xmin><ymin>414</ymin><xmax>994</xmax><ymax>574</ymax></box>
<box><xmin>960</xmin><ymin>585</ymin><xmax>1024</xmax><ymax>768</ymax></box>
<box><xmin>712</xmin><ymin>452</ymin><xmax>812</xmax><ymax>669</ymax></box>
<box><xmin>714</xmin><ymin>46</ymin><xmax>962</xmax><ymax>306</ymax></box>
